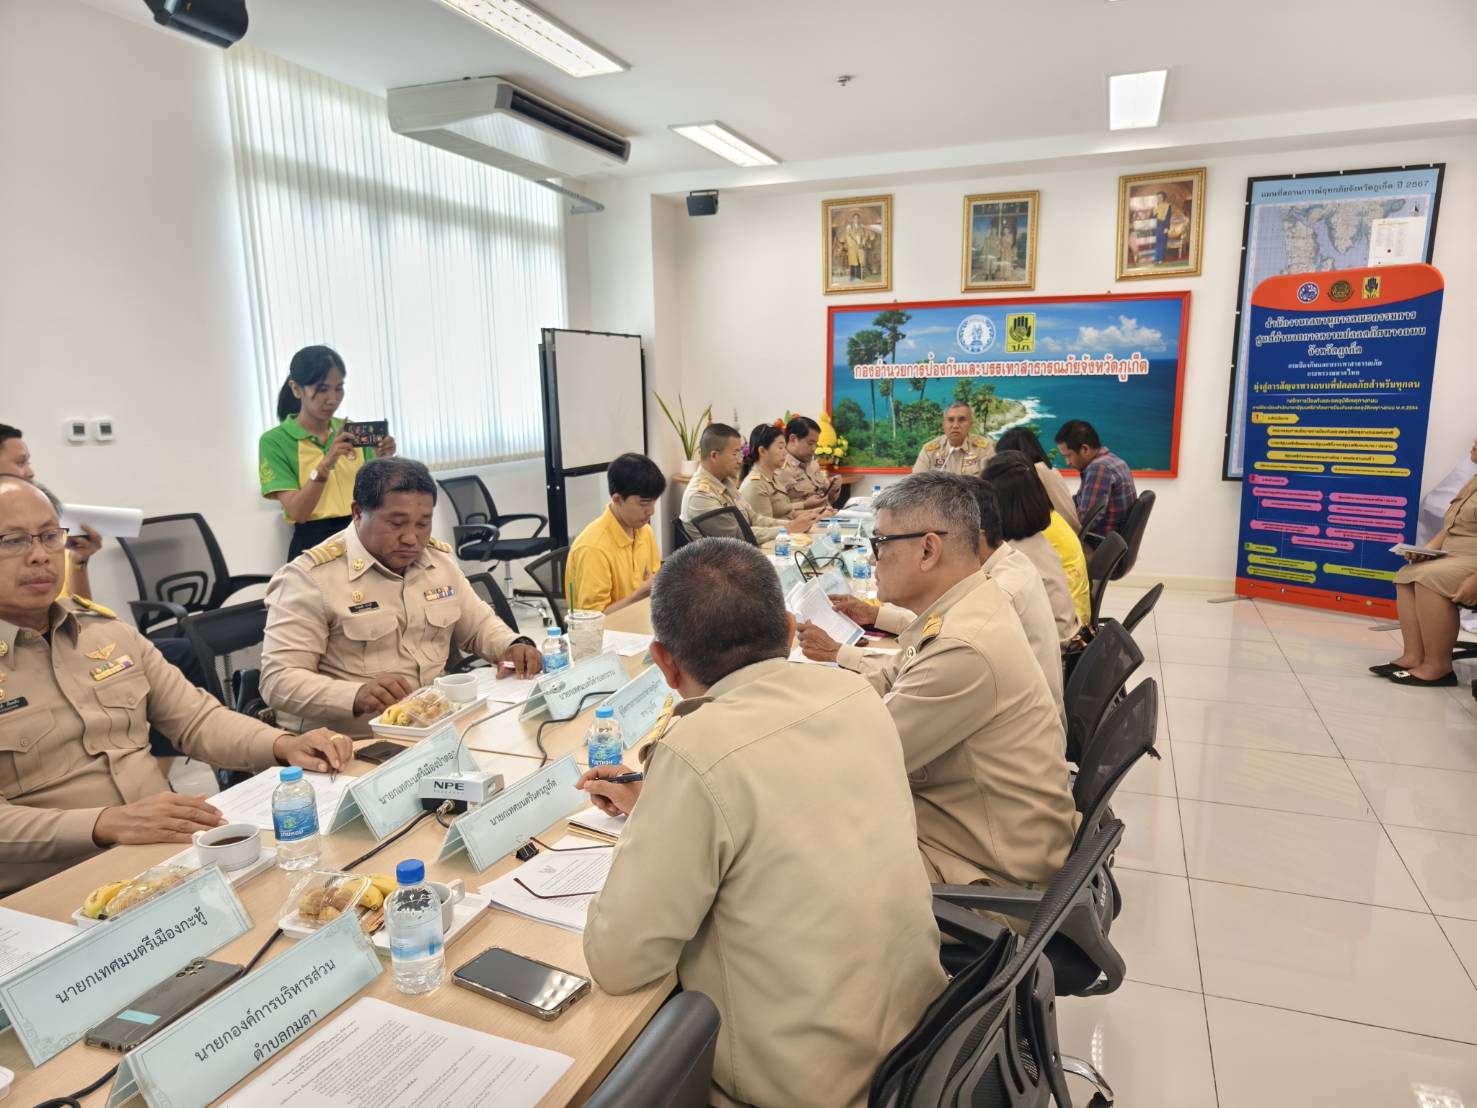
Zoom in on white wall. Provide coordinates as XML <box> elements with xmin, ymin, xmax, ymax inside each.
<box><xmin>1</xmin><ymin>0</ymin><xmax>583</xmax><ymax>615</ymax></box>
<box><xmin>646</xmin><ymin>133</ymin><xmax>1477</xmax><ymax>582</ymax></box>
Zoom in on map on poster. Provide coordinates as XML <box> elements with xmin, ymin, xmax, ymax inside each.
<box><xmin>1223</xmin><ymin>165</ymin><xmax>1444</xmax><ymax>479</ymax></box>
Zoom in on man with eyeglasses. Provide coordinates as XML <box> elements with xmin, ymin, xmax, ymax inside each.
<box><xmin>0</xmin><ymin>475</ymin><xmax>352</xmax><ymax>894</ymax></box>
<box><xmin>801</xmin><ymin>472</ymin><xmax>1074</xmax><ymax>894</ymax></box>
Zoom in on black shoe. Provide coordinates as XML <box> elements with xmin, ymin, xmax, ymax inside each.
<box><xmin>1387</xmin><ymin>670</ymin><xmax>1458</xmax><ymax>687</ymax></box>
<box><xmin>1368</xmin><ymin>662</ymin><xmax>1405</xmax><ymax>676</ymax></box>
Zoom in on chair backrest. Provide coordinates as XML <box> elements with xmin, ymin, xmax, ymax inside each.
<box><xmin>117</xmin><ymin>514</ymin><xmax>230</xmax><ymax>619</ymax></box>
<box><xmin>180</xmin><ymin>600</ymin><xmax>269</xmax><ymax>705</ymax></box>
<box><xmin>584</xmin><ymin>991</ymin><xmax>720</xmax><ymax>1108</ymax></box>
<box><xmin>1085</xmin><ymin>530</ymin><xmax>1128</xmax><ymax>628</ymax></box>
<box><xmin>1077</xmin><ymin>499</ymin><xmax>1105</xmax><ymax>538</ymax></box>
<box><xmin>1121</xmin><ymin>582</ymin><xmax>1164</xmax><ymax>634</ymax></box>
<box><xmin>1111</xmin><ymin>490</ymin><xmax>1155</xmax><ymax>579</ymax></box>
<box><xmin>1061</xmin><ymin>618</ymin><xmax>1142</xmax><ymax>764</ymax></box>
<box><xmin>670</xmin><ymin>515</ymin><xmax>693</xmax><ymax>550</ymax></box>
<box><xmin>524</xmin><ymin>545</ymin><xmax>570</xmax><ymax>630</ymax></box>
<box><xmin>437</xmin><ymin>476</ymin><xmax>497</xmax><ymax>526</ymax></box>
<box><xmin>871</xmin><ymin>820</ymin><xmax>1125</xmax><ymax>1108</ymax></box>
<box><xmin>1073</xmin><ymin>678</ymin><xmax>1158</xmax><ymax>846</ymax></box>
<box><xmin>691</xmin><ymin>506</ymin><xmax>758</xmax><ymax>545</ymax></box>
<box><xmin>464</xmin><ymin>571</ymin><xmax>519</xmax><ymax>630</ymax></box>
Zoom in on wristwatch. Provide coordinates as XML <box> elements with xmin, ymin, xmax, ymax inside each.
<box><xmin>309</xmin><ymin>467</ymin><xmax>325</xmax><ymax>483</ymax></box>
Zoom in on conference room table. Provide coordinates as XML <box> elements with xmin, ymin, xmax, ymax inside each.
<box><xmin>0</xmin><ymin>603</ymin><xmax>669</xmax><ymax>1106</ymax></box>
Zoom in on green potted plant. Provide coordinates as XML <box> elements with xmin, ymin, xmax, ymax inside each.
<box><xmin>655</xmin><ymin>393</ymin><xmax>712</xmax><ymax>475</ymax></box>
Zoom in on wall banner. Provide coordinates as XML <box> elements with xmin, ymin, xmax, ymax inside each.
<box><xmin>1235</xmin><ymin>264</ymin><xmax>1444</xmax><ymax>616</ymax></box>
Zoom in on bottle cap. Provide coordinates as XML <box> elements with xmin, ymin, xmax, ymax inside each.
<box><xmin>546</xmin><ymin>626</ymin><xmax>562</xmax><ymax>636</ymax></box>
<box><xmin>396</xmin><ymin>859</ymin><xmax>425</xmax><ymax>886</ymax></box>
<box><xmin>594</xmin><ymin>705</ymin><xmax>615</xmax><ymax>719</ymax></box>
<box><xmin>279</xmin><ymin>766</ymin><xmax>303</xmax><ymax>782</ymax></box>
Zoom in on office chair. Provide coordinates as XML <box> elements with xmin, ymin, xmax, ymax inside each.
<box><xmin>1076</xmin><ymin>501</ymin><xmax>1105</xmax><ymax>543</ymax></box>
<box><xmin>180</xmin><ymin>600</ymin><xmax>270</xmax><ymax>791</ymax></box>
<box><xmin>584</xmin><ymin>992</ymin><xmax>720</xmax><ymax>1108</ymax></box>
<box><xmin>436</xmin><ymin>475</ymin><xmax>554</xmax><ymax>603</ymax></box>
<box><xmin>522</xmin><ymin>546</ymin><xmax>570</xmax><ymax>631</ymax></box>
<box><xmin>875</xmin><ymin>819</ymin><xmax>1126</xmax><ymax>1108</ymax></box>
<box><xmin>1085</xmin><ymin>532</ymin><xmax>1128</xmax><ymax>630</ymax></box>
<box><xmin>117</xmin><ymin>514</ymin><xmax>271</xmax><ymax>636</ymax></box>
<box><xmin>1062</xmin><ymin>619</ymin><xmax>1143</xmax><ymax>765</ymax></box>
<box><xmin>1110</xmin><ymin>491</ymin><xmax>1155</xmax><ymax>579</ymax></box>
<box><xmin>445</xmin><ymin>572</ymin><xmax>522</xmax><ymax>673</ymax></box>
<box><xmin>670</xmin><ymin>516</ymin><xmax>694</xmax><ymax>551</ymax></box>
<box><xmin>1120</xmin><ymin>582</ymin><xmax>1164</xmax><ymax>634</ymax></box>
<box><xmin>688</xmin><ymin>506</ymin><xmax>759</xmax><ymax>545</ymax></box>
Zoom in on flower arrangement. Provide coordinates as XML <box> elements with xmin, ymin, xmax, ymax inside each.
<box><xmin>813</xmin><ymin>412</ymin><xmax>849</xmax><ymax>466</ymax></box>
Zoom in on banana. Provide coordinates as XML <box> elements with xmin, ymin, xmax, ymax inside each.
<box><xmin>358</xmin><ymin>886</ymin><xmax>384</xmax><ymax>911</ymax></box>
<box><xmin>366</xmin><ymin>873</ymin><xmax>397</xmax><ymax>898</ymax></box>
<box><xmin>82</xmin><ymin>881</ymin><xmax>128</xmax><ymax>919</ymax></box>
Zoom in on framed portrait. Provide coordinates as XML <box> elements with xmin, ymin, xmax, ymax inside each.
<box><xmin>1116</xmin><ymin>168</ymin><xmax>1205</xmax><ymax>280</ymax></box>
<box><xmin>823</xmin><ymin>195</ymin><xmax>892</xmax><ymax>294</ymax></box>
<box><xmin>961</xmin><ymin>191</ymin><xmax>1038</xmax><ymax>291</ymax></box>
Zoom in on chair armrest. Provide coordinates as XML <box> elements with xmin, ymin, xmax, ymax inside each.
<box><xmin>932</xmin><ymin>883</ymin><xmax>1044</xmax><ymax>924</ymax></box>
<box><xmin>130</xmin><ymin>600</ymin><xmax>190</xmax><ymax>637</ymax></box>
<box><xmin>932</xmin><ymin>899</ymin><xmax>1010</xmax><ymax>952</ymax></box>
<box><xmin>491</xmin><ymin>513</ymin><xmax>548</xmax><ymax>538</ymax></box>
<box><xmin>219</xmin><ymin>575</ymin><xmax>271</xmax><ymax>603</ymax></box>
<box><xmin>454</xmin><ymin>523</ymin><xmax>501</xmax><ymax>552</ymax></box>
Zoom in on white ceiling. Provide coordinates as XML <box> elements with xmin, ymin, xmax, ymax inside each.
<box><xmin>88</xmin><ymin>0</ymin><xmax>1477</xmax><ymax>181</ymax></box>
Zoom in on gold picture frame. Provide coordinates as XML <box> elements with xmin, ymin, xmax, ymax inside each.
<box><xmin>823</xmin><ymin>195</ymin><xmax>892</xmax><ymax>294</ymax></box>
<box><xmin>961</xmin><ymin>191</ymin><xmax>1039</xmax><ymax>292</ymax></box>
<box><xmin>1115</xmin><ymin>168</ymin><xmax>1205</xmax><ymax>280</ymax></box>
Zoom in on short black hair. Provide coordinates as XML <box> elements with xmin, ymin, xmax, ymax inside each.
<box><xmin>995</xmin><ymin>427</ymin><xmax>1049</xmax><ymax>466</ymax></box>
<box><xmin>1054</xmin><ymin>420</ymin><xmax>1101</xmax><ymax>451</ymax></box>
<box><xmin>983</xmin><ymin>452</ymin><xmax>1051</xmax><ymax>540</ymax></box>
<box><xmin>353</xmin><ymin>457</ymin><xmax>437</xmax><ymax>511</ymax></box>
<box><xmin>785</xmin><ymin>416</ymin><xmax>820</xmax><ymax>442</ymax></box>
<box><xmin>966</xmin><ymin>477</ymin><xmax>1004</xmax><ymax>549</ymax></box>
<box><xmin>607</xmin><ymin>453</ymin><xmax>666</xmax><ymax>499</ymax></box>
<box><xmin>698</xmin><ymin>422</ymin><xmax>741</xmax><ymax>460</ymax></box>
<box><xmin>0</xmin><ymin>424</ymin><xmax>22</xmax><ymax>445</ymax></box>
<box><xmin>650</xmin><ymin>538</ymin><xmax>789</xmax><ymax>686</ymax></box>
<box><xmin>0</xmin><ymin>474</ymin><xmax>61</xmax><ymax>514</ymax></box>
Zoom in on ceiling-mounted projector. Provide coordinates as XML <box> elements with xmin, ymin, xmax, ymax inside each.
<box><xmin>142</xmin><ymin>0</ymin><xmax>248</xmax><ymax>48</ymax></box>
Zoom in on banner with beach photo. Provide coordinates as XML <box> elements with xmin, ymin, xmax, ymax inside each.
<box><xmin>825</xmin><ymin>292</ymin><xmax>1190</xmax><ymax>474</ymax></box>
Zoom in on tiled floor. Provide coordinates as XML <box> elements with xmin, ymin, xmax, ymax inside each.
<box><xmin>1062</xmin><ymin>585</ymin><xmax>1477</xmax><ymax>1107</ymax></box>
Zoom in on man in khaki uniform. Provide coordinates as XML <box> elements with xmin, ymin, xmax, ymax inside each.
<box><xmin>262</xmin><ymin>458</ymin><xmax>539</xmax><ymax>737</ymax></box>
<box><xmin>803</xmin><ymin>473</ymin><xmax>1073</xmax><ymax>891</ymax></box>
<box><xmin>680</xmin><ymin>423</ymin><xmax>818</xmax><ymax>544</ymax></box>
<box><xmin>577</xmin><ymin>538</ymin><xmax>945</xmax><ymax>1108</ymax></box>
<box><xmin>777</xmin><ymin>415</ymin><xmax>842</xmax><ymax>508</ymax></box>
<box><xmin>0</xmin><ymin>476</ymin><xmax>350</xmax><ymax>894</ymax></box>
<box><xmin>912</xmin><ymin>400</ymin><xmax>996</xmax><ymax>476</ymax></box>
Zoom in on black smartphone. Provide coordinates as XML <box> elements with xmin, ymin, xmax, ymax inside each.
<box><xmin>344</xmin><ymin>419</ymin><xmax>388</xmax><ymax>447</ymax></box>
<box><xmin>85</xmin><ymin>959</ymin><xmax>244</xmax><ymax>1052</ymax></box>
<box><xmin>452</xmin><ymin>947</ymin><xmax>591</xmax><ymax>1021</ymax></box>
<box><xmin>356</xmin><ymin>739</ymin><xmax>406</xmax><ymax>765</ymax></box>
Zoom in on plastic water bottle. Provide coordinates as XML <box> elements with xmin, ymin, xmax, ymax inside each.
<box><xmin>871</xmin><ymin>483</ymin><xmax>882</xmax><ymax>501</ymax></box>
<box><xmin>774</xmin><ymin>527</ymin><xmax>791</xmax><ymax>558</ymax></box>
<box><xmin>851</xmin><ymin>559</ymin><xmax>874</xmax><ymax>601</ymax></box>
<box><xmin>828</xmin><ymin>518</ymin><xmax>842</xmax><ymax>543</ymax></box>
<box><xmin>271</xmin><ymin>766</ymin><xmax>320</xmax><ymax>870</ymax></box>
<box><xmin>387</xmin><ymin>859</ymin><xmax>445</xmax><ymax>995</ymax></box>
<box><xmin>586</xmin><ymin>705</ymin><xmax>624</xmax><ymax>767</ymax></box>
<box><xmin>540</xmin><ymin>625</ymin><xmax>571</xmax><ymax>672</ymax></box>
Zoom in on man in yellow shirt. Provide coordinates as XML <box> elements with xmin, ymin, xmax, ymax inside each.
<box><xmin>565</xmin><ymin>453</ymin><xmax>666</xmax><ymax>614</ymax></box>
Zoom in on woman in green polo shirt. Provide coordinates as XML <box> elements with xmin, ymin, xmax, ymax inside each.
<box><xmin>258</xmin><ymin>345</ymin><xmax>396</xmax><ymax>559</ymax></box>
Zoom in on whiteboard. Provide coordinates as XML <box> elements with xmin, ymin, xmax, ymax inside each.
<box><xmin>547</xmin><ymin>330</ymin><xmax>645</xmax><ymax>471</ymax></box>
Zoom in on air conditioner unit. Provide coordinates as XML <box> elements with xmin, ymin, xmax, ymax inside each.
<box><xmin>387</xmin><ymin>77</ymin><xmax>629</xmax><ymax>181</ymax></box>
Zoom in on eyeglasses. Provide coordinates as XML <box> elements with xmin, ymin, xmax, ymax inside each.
<box><xmin>867</xmin><ymin>530</ymin><xmax>948</xmax><ymax>559</ymax></box>
<box><xmin>0</xmin><ymin>528</ymin><xmax>68</xmax><ymax>559</ymax></box>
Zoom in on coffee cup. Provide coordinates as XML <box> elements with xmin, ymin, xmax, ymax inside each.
<box><xmin>427</xmin><ymin>878</ymin><xmax>465</xmax><ymax>932</ymax></box>
<box><xmin>434</xmin><ymin>673</ymin><xmax>478</xmax><ymax>704</ymax></box>
<box><xmin>192</xmin><ymin>823</ymin><xmax>262</xmax><ymax>871</ymax></box>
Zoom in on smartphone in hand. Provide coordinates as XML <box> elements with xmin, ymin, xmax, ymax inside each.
<box><xmin>345</xmin><ymin>419</ymin><xmax>389</xmax><ymax>447</ymax></box>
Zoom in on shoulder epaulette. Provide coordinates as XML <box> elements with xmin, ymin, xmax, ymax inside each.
<box><xmin>71</xmin><ymin>595</ymin><xmax>116</xmax><ymax>618</ymax></box>
<box><xmin>918</xmin><ymin>611</ymin><xmax>944</xmax><ymax>647</ymax></box>
<box><xmin>923</xmin><ymin>439</ymin><xmax>941</xmax><ymax>453</ymax></box>
<box><xmin>304</xmin><ymin>540</ymin><xmax>346</xmax><ymax>567</ymax></box>
<box><xmin>971</xmin><ymin>435</ymin><xmax>992</xmax><ymax>448</ymax></box>
<box><xmin>428</xmin><ymin>537</ymin><xmax>453</xmax><ymax>553</ymax></box>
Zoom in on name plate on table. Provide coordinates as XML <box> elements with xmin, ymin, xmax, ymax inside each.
<box><xmin>604</xmin><ymin>665</ymin><xmax>678</xmax><ymax>750</ymax></box>
<box><xmin>438</xmin><ymin>755</ymin><xmax>585</xmax><ymax>871</ymax></box>
<box><xmin>0</xmin><ymin>868</ymin><xmax>249</xmax><ymax>1066</ymax></box>
<box><xmin>809</xmin><ymin>533</ymin><xmax>842</xmax><ymax>562</ymax></box>
<box><xmin>106</xmin><ymin>910</ymin><xmax>382</xmax><ymax>1108</ymax></box>
<box><xmin>326</xmin><ymin>725</ymin><xmax>477</xmax><ymax>839</ymax></box>
<box><xmin>773</xmin><ymin>558</ymin><xmax>804</xmax><ymax>596</ymax></box>
<box><xmin>518</xmin><ymin>651</ymin><xmax>626</xmax><ymax>722</ymax></box>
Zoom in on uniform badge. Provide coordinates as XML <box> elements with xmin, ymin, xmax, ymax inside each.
<box><xmin>921</xmin><ymin>613</ymin><xmax>943</xmax><ymax>640</ymax></box>
<box><xmin>0</xmin><ymin>696</ymin><xmax>26</xmax><ymax>716</ymax></box>
<box><xmin>423</xmin><ymin>585</ymin><xmax>455</xmax><ymax>602</ymax></box>
<box><xmin>90</xmin><ymin>655</ymin><xmax>135</xmax><ymax>682</ymax></box>
<box><xmin>348</xmin><ymin>601</ymin><xmax>380</xmax><ymax>614</ymax></box>
<box><xmin>85</xmin><ymin>642</ymin><xmax>117</xmax><ymax>662</ymax></box>
<box><xmin>351</xmin><ymin>591</ymin><xmax>363</xmax><ymax>603</ymax></box>
<box><xmin>0</xmin><ymin>641</ymin><xmax>9</xmax><ymax>657</ymax></box>
<box><xmin>352</xmin><ymin>558</ymin><xmax>365</xmax><ymax>571</ymax></box>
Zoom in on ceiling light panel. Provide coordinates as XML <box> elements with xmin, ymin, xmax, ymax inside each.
<box><xmin>435</xmin><ymin>0</ymin><xmax>628</xmax><ymax>78</ymax></box>
<box><xmin>1108</xmin><ymin>69</ymin><xmax>1168</xmax><ymax>130</ymax></box>
<box><xmin>669</xmin><ymin>122</ymin><xmax>779</xmax><ymax>167</ymax></box>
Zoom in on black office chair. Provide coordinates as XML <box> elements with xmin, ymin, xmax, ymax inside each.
<box><xmin>522</xmin><ymin>546</ymin><xmax>570</xmax><ymax>631</ymax></box>
<box><xmin>670</xmin><ymin>516</ymin><xmax>694</xmax><ymax>550</ymax></box>
<box><xmin>1062</xmin><ymin>619</ymin><xmax>1143</xmax><ymax>765</ymax></box>
<box><xmin>1077</xmin><ymin>501</ymin><xmax>1106</xmax><ymax>543</ymax></box>
<box><xmin>180</xmin><ymin>600</ymin><xmax>270</xmax><ymax>790</ymax></box>
<box><xmin>878</xmin><ymin>819</ymin><xmax>1126</xmax><ymax>1108</ymax></box>
<box><xmin>117</xmin><ymin>514</ymin><xmax>271</xmax><ymax>637</ymax></box>
<box><xmin>1120</xmin><ymin>582</ymin><xmax>1164</xmax><ymax>634</ymax></box>
<box><xmin>1110</xmin><ymin>491</ymin><xmax>1155</xmax><ymax>580</ymax></box>
<box><xmin>1085</xmin><ymin>532</ymin><xmax>1129</xmax><ymax>630</ymax></box>
<box><xmin>688</xmin><ymin>506</ymin><xmax>758</xmax><ymax>545</ymax></box>
<box><xmin>436</xmin><ymin>475</ymin><xmax>554</xmax><ymax>603</ymax></box>
<box><xmin>584</xmin><ymin>992</ymin><xmax>720</xmax><ymax>1108</ymax></box>
<box><xmin>445</xmin><ymin>572</ymin><xmax>522</xmax><ymax>674</ymax></box>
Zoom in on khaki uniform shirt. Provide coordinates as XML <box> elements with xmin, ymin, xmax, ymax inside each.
<box><xmin>585</xmin><ymin>658</ymin><xmax>945</xmax><ymax>1108</ymax></box>
<box><xmin>911</xmin><ymin>433</ymin><xmax>995</xmax><ymax>476</ymax></box>
<box><xmin>841</xmin><ymin>543</ymin><xmax>1064</xmax><ymax>719</ymax></box>
<box><xmin>261</xmin><ymin>526</ymin><xmax>524</xmax><ymax>736</ymax></box>
<box><xmin>857</xmin><ymin>573</ymin><xmax>1076</xmax><ymax>889</ymax></box>
<box><xmin>680</xmin><ymin>468</ymin><xmax>785</xmax><ymax>545</ymax></box>
<box><xmin>1013</xmin><ymin>531</ymin><xmax>1082</xmax><ymax>642</ymax></box>
<box><xmin>737</xmin><ymin>467</ymin><xmax>794</xmax><ymax>522</ymax></box>
<box><xmin>0</xmin><ymin>598</ymin><xmax>284</xmax><ymax>894</ymax></box>
<box><xmin>777</xmin><ymin>451</ymin><xmax>841</xmax><ymax>507</ymax></box>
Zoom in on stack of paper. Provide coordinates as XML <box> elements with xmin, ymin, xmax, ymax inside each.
<box><xmin>785</xmin><ymin>578</ymin><xmax>864</xmax><ymax>646</ymax></box>
<box><xmin>475</xmin><ymin>667</ymin><xmax>541</xmax><ymax>704</ymax></box>
<box><xmin>210</xmin><ymin>767</ymin><xmax>349</xmax><ymax>831</ymax></box>
<box><xmin>481</xmin><ymin>836</ymin><xmax>613</xmax><ymax>933</ymax></box>
<box><xmin>603</xmin><ymin>629</ymin><xmax>654</xmax><ymax>656</ymax></box>
<box><xmin>568</xmin><ymin>806</ymin><xmax>627</xmax><ymax>840</ymax></box>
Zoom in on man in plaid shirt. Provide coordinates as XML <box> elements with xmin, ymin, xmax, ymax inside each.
<box><xmin>1055</xmin><ymin>420</ymin><xmax>1136</xmax><ymax>535</ymax></box>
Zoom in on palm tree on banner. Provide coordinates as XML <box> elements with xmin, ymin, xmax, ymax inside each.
<box><xmin>847</xmin><ymin>327</ymin><xmax>886</xmax><ymax>436</ymax></box>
